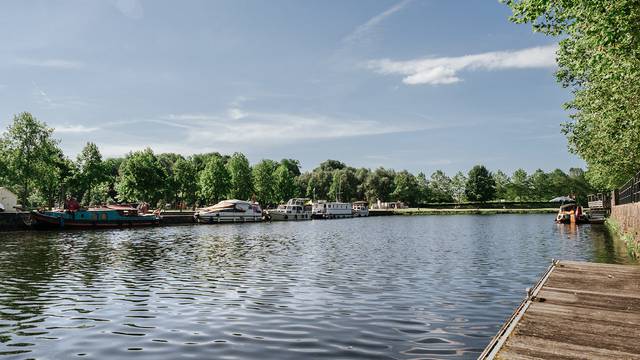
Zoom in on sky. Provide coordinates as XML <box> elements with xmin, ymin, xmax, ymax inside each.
<box><xmin>0</xmin><ymin>0</ymin><xmax>584</xmax><ymax>175</ymax></box>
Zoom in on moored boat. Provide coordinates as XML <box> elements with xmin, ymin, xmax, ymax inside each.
<box><xmin>265</xmin><ymin>198</ymin><xmax>312</xmax><ymax>221</ymax></box>
<box><xmin>31</xmin><ymin>205</ymin><xmax>160</xmax><ymax>229</ymax></box>
<box><xmin>195</xmin><ymin>199</ymin><xmax>262</xmax><ymax>223</ymax></box>
<box><xmin>312</xmin><ymin>200</ymin><xmax>353</xmax><ymax>219</ymax></box>
<box><xmin>352</xmin><ymin>201</ymin><xmax>369</xmax><ymax>217</ymax></box>
<box><xmin>555</xmin><ymin>203</ymin><xmax>589</xmax><ymax>224</ymax></box>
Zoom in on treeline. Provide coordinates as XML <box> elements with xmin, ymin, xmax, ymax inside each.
<box><xmin>0</xmin><ymin>112</ymin><xmax>593</xmax><ymax>208</ymax></box>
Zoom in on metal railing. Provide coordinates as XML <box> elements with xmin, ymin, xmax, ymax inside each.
<box><xmin>618</xmin><ymin>170</ymin><xmax>640</xmax><ymax>205</ymax></box>
<box><xmin>587</xmin><ymin>193</ymin><xmax>611</xmax><ymax>209</ymax></box>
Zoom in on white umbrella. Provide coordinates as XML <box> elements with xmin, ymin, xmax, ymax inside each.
<box><xmin>549</xmin><ymin>196</ymin><xmax>575</xmax><ymax>203</ymax></box>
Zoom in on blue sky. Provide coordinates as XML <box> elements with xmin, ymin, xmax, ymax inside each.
<box><xmin>0</xmin><ymin>0</ymin><xmax>583</xmax><ymax>174</ymax></box>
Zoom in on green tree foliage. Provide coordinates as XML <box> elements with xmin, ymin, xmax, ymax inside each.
<box><xmin>391</xmin><ymin>170</ymin><xmax>419</xmax><ymax>205</ymax></box>
<box><xmin>504</xmin><ymin>0</ymin><xmax>640</xmax><ymax>189</ymax></box>
<box><xmin>227</xmin><ymin>152</ymin><xmax>253</xmax><ymax>200</ymax></box>
<box><xmin>493</xmin><ymin>170</ymin><xmax>511</xmax><ymax>200</ymax></box>
<box><xmin>329</xmin><ymin>168</ymin><xmax>358</xmax><ymax>202</ymax></box>
<box><xmin>198</xmin><ymin>155</ymin><xmax>231</xmax><ymax>205</ymax></box>
<box><xmin>157</xmin><ymin>153</ymin><xmax>183</xmax><ymax>205</ymax></box>
<box><xmin>75</xmin><ymin>142</ymin><xmax>105</xmax><ymax>204</ymax></box>
<box><xmin>0</xmin><ymin>112</ymin><xmax>64</xmax><ymax>207</ymax></box>
<box><xmin>116</xmin><ymin>148</ymin><xmax>168</xmax><ymax>205</ymax></box>
<box><xmin>364</xmin><ymin>167</ymin><xmax>395</xmax><ymax>202</ymax></box>
<box><xmin>451</xmin><ymin>171</ymin><xmax>468</xmax><ymax>203</ymax></box>
<box><xmin>416</xmin><ymin>172</ymin><xmax>430</xmax><ymax>204</ymax></box>
<box><xmin>428</xmin><ymin>170</ymin><xmax>453</xmax><ymax>203</ymax></box>
<box><xmin>465</xmin><ymin>165</ymin><xmax>496</xmax><ymax>202</ymax></box>
<box><xmin>507</xmin><ymin>168</ymin><xmax>531</xmax><ymax>201</ymax></box>
<box><xmin>274</xmin><ymin>164</ymin><xmax>297</xmax><ymax>203</ymax></box>
<box><xmin>306</xmin><ymin>170</ymin><xmax>332</xmax><ymax>199</ymax></box>
<box><xmin>252</xmin><ymin>159</ymin><xmax>278</xmax><ymax>205</ymax></box>
<box><xmin>173</xmin><ymin>157</ymin><xmax>198</xmax><ymax>208</ymax></box>
<box><xmin>280</xmin><ymin>158</ymin><xmax>301</xmax><ymax>177</ymax></box>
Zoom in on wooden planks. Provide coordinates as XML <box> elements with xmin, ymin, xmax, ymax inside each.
<box><xmin>480</xmin><ymin>260</ymin><xmax>640</xmax><ymax>360</ymax></box>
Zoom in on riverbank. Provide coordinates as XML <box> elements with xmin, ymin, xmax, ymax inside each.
<box><xmin>370</xmin><ymin>208</ymin><xmax>558</xmax><ymax>216</ymax></box>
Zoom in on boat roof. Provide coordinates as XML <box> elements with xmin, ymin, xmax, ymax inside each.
<box><xmin>353</xmin><ymin>201</ymin><xmax>368</xmax><ymax>204</ymax></box>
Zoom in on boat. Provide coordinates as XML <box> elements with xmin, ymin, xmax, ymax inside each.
<box><xmin>194</xmin><ymin>199</ymin><xmax>262</xmax><ymax>223</ymax></box>
<box><xmin>265</xmin><ymin>198</ymin><xmax>312</xmax><ymax>221</ymax></box>
<box><xmin>352</xmin><ymin>201</ymin><xmax>369</xmax><ymax>217</ymax></box>
<box><xmin>555</xmin><ymin>203</ymin><xmax>589</xmax><ymax>224</ymax></box>
<box><xmin>312</xmin><ymin>200</ymin><xmax>353</xmax><ymax>219</ymax></box>
<box><xmin>31</xmin><ymin>205</ymin><xmax>160</xmax><ymax>229</ymax></box>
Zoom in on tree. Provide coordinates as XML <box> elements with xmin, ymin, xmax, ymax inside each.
<box><xmin>274</xmin><ymin>164</ymin><xmax>296</xmax><ymax>203</ymax></box>
<box><xmin>116</xmin><ymin>148</ymin><xmax>168</xmax><ymax>205</ymax></box>
<box><xmin>75</xmin><ymin>142</ymin><xmax>105</xmax><ymax>204</ymax></box>
<box><xmin>428</xmin><ymin>170</ymin><xmax>453</xmax><ymax>203</ymax></box>
<box><xmin>0</xmin><ymin>112</ymin><xmax>63</xmax><ymax>207</ymax></box>
<box><xmin>451</xmin><ymin>171</ymin><xmax>467</xmax><ymax>203</ymax></box>
<box><xmin>280</xmin><ymin>158</ymin><xmax>301</xmax><ymax>177</ymax></box>
<box><xmin>465</xmin><ymin>165</ymin><xmax>496</xmax><ymax>202</ymax></box>
<box><xmin>529</xmin><ymin>169</ymin><xmax>551</xmax><ymax>200</ymax></box>
<box><xmin>329</xmin><ymin>168</ymin><xmax>358</xmax><ymax>202</ymax></box>
<box><xmin>504</xmin><ymin>0</ymin><xmax>640</xmax><ymax>189</ymax></box>
<box><xmin>226</xmin><ymin>152</ymin><xmax>253</xmax><ymax>200</ymax></box>
<box><xmin>391</xmin><ymin>170</ymin><xmax>419</xmax><ymax>205</ymax></box>
<box><xmin>364</xmin><ymin>167</ymin><xmax>395</xmax><ymax>202</ymax></box>
<box><xmin>173</xmin><ymin>157</ymin><xmax>198</xmax><ymax>208</ymax></box>
<box><xmin>416</xmin><ymin>172</ymin><xmax>430</xmax><ymax>204</ymax></box>
<box><xmin>157</xmin><ymin>153</ymin><xmax>183</xmax><ymax>206</ymax></box>
<box><xmin>506</xmin><ymin>169</ymin><xmax>530</xmax><ymax>201</ymax></box>
<box><xmin>306</xmin><ymin>169</ymin><xmax>332</xmax><ymax>200</ymax></box>
<box><xmin>198</xmin><ymin>155</ymin><xmax>231</xmax><ymax>205</ymax></box>
<box><xmin>252</xmin><ymin>159</ymin><xmax>278</xmax><ymax>205</ymax></box>
<box><xmin>493</xmin><ymin>170</ymin><xmax>510</xmax><ymax>200</ymax></box>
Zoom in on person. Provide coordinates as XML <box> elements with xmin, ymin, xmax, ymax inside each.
<box><xmin>65</xmin><ymin>196</ymin><xmax>80</xmax><ymax>211</ymax></box>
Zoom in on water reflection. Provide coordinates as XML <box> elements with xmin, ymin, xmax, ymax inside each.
<box><xmin>0</xmin><ymin>215</ymin><xmax>633</xmax><ymax>359</ymax></box>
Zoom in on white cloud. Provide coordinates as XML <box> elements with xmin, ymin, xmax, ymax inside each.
<box><xmin>343</xmin><ymin>0</ymin><xmax>412</xmax><ymax>44</ymax></box>
<box><xmin>160</xmin><ymin>111</ymin><xmax>428</xmax><ymax>146</ymax></box>
<box><xmin>54</xmin><ymin>125</ymin><xmax>100</xmax><ymax>133</ymax></box>
<box><xmin>367</xmin><ymin>44</ymin><xmax>558</xmax><ymax>85</ymax></box>
<box><xmin>227</xmin><ymin>108</ymin><xmax>248</xmax><ymax>120</ymax></box>
<box><xmin>17</xmin><ymin>58</ymin><xmax>84</xmax><ymax>69</ymax></box>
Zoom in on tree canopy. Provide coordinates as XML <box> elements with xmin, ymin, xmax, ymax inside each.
<box><xmin>504</xmin><ymin>0</ymin><xmax>640</xmax><ymax>189</ymax></box>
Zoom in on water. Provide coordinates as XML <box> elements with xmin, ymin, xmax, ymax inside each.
<box><xmin>0</xmin><ymin>214</ymin><xmax>633</xmax><ymax>359</ymax></box>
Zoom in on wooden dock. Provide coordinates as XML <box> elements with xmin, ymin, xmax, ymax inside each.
<box><xmin>479</xmin><ymin>260</ymin><xmax>640</xmax><ymax>359</ymax></box>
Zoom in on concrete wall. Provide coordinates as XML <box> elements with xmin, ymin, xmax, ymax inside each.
<box><xmin>610</xmin><ymin>202</ymin><xmax>640</xmax><ymax>256</ymax></box>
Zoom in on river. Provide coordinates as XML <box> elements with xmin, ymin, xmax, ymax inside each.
<box><xmin>0</xmin><ymin>214</ymin><xmax>633</xmax><ymax>359</ymax></box>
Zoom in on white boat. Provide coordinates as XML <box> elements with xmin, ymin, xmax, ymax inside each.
<box><xmin>312</xmin><ymin>200</ymin><xmax>353</xmax><ymax>219</ymax></box>
<box><xmin>266</xmin><ymin>198</ymin><xmax>312</xmax><ymax>221</ymax></box>
<box><xmin>352</xmin><ymin>201</ymin><xmax>369</xmax><ymax>217</ymax></box>
<box><xmin>195</xmin><ymin>199</ymin><xmax>262</xmax><ymax>223</ymax></box>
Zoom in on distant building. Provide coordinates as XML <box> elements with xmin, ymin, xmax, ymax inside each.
<box><xmin>371</xmin><ymin>200</ymin><xmax>407</xmax><ymax>210</ymax></box>
<box><xmin>0</xmin><ymin>188</ymin><xmax>19</xmax><ymax>213</ymax></box>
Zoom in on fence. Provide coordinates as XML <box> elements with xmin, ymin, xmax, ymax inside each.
<box><xmin>587</xmin><ymin>193</ymin><xmax>611</xmax><ymax>209</ymax></box>
<box><xmin>618</xmin><ymin>170</ymin><xmax>640</xmax><ymax>205</ymax></box>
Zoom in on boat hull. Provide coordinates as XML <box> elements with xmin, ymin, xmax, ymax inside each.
<box><xmin>195</xmin><ymin>213</ymin><xmax>262</xmax><ymax>224</ymax></box>
<box><xmin>266</xmin><ymin>211</ymin><xmax>312</xmax><ymax>221</ymax></box>
<box><xmin>31</xmin><ymin>211</ymin><xmax>160</xmax><ymax>229</ymax></box>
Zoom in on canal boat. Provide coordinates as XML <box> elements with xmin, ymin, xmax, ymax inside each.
<box><xmin>194</xmin><ymin>199</ymin><xmax>262</xmax><ymax>223</ymax></box>
<box><xmin>555</xmin><ymin>203</ymin><xmax>589</xmax><ymax>224</ymax></box>
<box><xmin>31</xmin><ymin>205</ymin><xmax>160</xmax><ymax>229</ymax></box>
<box><xmin>312</xmin><ymin>201</ymin><xmax>353</xmax><ymax>219</ymax></box>
<box><xmin>352</xmin><ymin>201</ymin><xmax>369</xmax><ymax>217</ymax></box>
<box><xmin>265</xmin><ymin>198</ymin><xmax>312</xmax><ymax>221</ymax></box>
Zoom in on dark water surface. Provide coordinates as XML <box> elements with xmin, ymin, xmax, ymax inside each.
<box><xmin>0</xmin><ymin>215</ymin><xmax>633</xmax><ymax>359</ymax></box>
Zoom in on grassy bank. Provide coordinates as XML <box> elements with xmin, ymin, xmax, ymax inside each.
<box><xmin>606</xmin><ymin>218</ymin><xmax>639</xmax><ymax>258</ymax></box>
<box><xmin>371</xmin><ymin>208</ymin><xmax>558</xmax><ymax>216</ymax></box>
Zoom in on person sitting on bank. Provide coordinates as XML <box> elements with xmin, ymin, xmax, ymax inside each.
<box><xmin>64</xmin><ymin>197</ymin><xmax>80</xmax><ymax>212</ymax></box>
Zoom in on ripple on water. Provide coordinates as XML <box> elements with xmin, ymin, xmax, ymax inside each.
<box><xmin>0</xmin><ymin>215</ymin><xmax>634</xmax><ymax>359</ymax></box>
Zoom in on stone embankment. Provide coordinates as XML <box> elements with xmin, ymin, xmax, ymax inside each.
<box><xmin>609</xmin><ymin>202</ymin><xmax>640</xmax><ymax>257</ymax></box>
